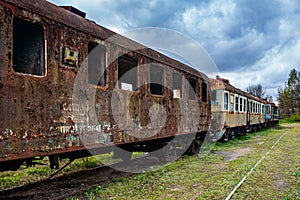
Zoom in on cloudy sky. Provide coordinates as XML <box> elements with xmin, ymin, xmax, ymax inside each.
<box><xmin>48</xmin><ymin>0</ymin><xmax>300</xmax><ymax>101</ymax></box>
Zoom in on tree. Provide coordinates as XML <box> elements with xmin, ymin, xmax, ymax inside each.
<box><xmin>277</xmin><ymin>68</ymin><xmax>300</xmax><ymax>117</ymax></box>
<box><xmin>246</xmin><ymin>84</ymin><xmax>265</xmax><ymax>98</ymax></box>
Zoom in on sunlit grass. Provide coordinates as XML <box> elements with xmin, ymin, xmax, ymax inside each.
<box><xmin>78</xmin><ymin>124</ymin><xmax>300</xmax><ymax>200</ymax></box>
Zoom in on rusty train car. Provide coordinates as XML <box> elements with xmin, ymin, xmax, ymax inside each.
<box><xmin>210</xmin><ymin>76</ymin><xmax>279</xmax><ymax>141</ymax></box>
<box><xmin>0</xmin><ymin>0</ymin><xmax>211</xmax><ymax>171</ymax></box>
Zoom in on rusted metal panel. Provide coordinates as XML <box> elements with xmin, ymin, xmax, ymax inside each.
<box><xmin>0</xmin><ymin>0</ymin><xmax>211</xmax><ymax>164</ymax></box>
<box><xmin>210</xmin><ymin>76</ymin><xmax>267</xmax><ymax>134</ymax></box>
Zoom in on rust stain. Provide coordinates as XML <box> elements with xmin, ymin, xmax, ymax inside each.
<box><xmin>0</xmin><ymin>0</ymin><xmax>211</xmax><ymax>166</ymax></box>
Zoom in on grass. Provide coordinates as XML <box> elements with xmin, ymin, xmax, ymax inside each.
<box><xmin>75</xmin><ymin>124</ymin><xmax>300</xmax><ymax>200</ymax></box>
<box><xmin>0</xmin><ymin>151</ymin><xmax>146</xmax><ymax>190</ymax></box>
<box><xmin>1</xmin><ymin>124</ymin><xmax>299</xmax><ymax>200</ymax></box>
<box><xmin>280</xmin><ymin>114</ymin><xmax>300</xmax><ymax>123</ymax></box>
<box><xmin>0</xmin><ymin>153</ymin><xmax>114</xmax><ymax>189</ymax></box>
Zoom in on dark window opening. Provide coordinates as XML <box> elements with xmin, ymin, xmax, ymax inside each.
<box><xmin>88</xmin><ymin>43</ymin><xmax>106</xmax><ymax>86</ymax></box>
<box><xmin>189</xmin><ymin>78</ymin><xmax>197</xmax><ymax>100</ymax></box>
<box><xmin>239</xmin><ymin>97</ymin><xmax>243</xmax><ymax>112</ymax></box>
<box><xmin>235</xmin><ymin>96</ymin><xmax>239</xmax><ymax>111</ymax></box>
<box><xmin>172</xmin><ymin>72</ymin><xmax>182</xmax><ymax>98</ymax></box>
<box><xmin>150</xmin><ymin>64</ymin><xmax>164</xmax><ymax>95</ymax></box>
<box><xmin>118</xmin><ymin>54</ymin><xmax>138</xmax><ymax>91</ymax></box>
<box><xmin>201</xmin><ymin>82</ymin><xmax>207</xmax><ymax>102</ymax></box>
<box><xmin>13</xmin><ymin>18</ymin><xmax>45</xmax><ymax>76</ymax></box>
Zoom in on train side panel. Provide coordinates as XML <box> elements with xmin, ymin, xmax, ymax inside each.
<box><xmin>0</xmin><ymin>0</ymin><xmax>211</xmax><ymax>169</ymax></box>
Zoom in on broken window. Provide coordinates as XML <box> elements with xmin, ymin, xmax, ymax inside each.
<box><xmin>13</xmin><ymin>18</ymin><xmax>45</xmax><ymax>76</ymax></box>
<box><xmin>118</xmin><ymin>54</ymin><xmax>138</xmax><ymax>91</ymax></box>
<box><xmin>201</xmin><ymin>82</ymin><xmax>207</xmax><ymax>102</ymax></box>
<box><xmin>88</xmin><ymin>43</ymin><xmax>106</xmax><ymax>86</ymax></box>
<box><xmin>189</xmin><ymin>78</ymin><xmax>197</xmax><ymax>100</ymax></box>
<box><xmin>150</xmin><ymin>64</ymin><xmax>164</xmax><ymax>95</ymax></box>
<box><xmin>224</xmin><ymin>92</ymin><xmax>229</xmax><ymax>110</ymax></box>
<box><xmin>172</xmin><ymin>72</ymin><xmax>182</xmax><ymax>98</ymax></box>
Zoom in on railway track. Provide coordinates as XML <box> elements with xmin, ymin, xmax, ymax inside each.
<box><xmin>0</xmin><ymin>150</ymin><xmax>195</xmax><ymax>200</ymax></box>
<box><xmin>0</xmin><ymin>155</ymin><xmax>151</xmax><ymax>200</ymax></box>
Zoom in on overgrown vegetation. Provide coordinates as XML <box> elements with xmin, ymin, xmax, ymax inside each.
<box><xmin>76</xmin><ymin>124</ymin><xmax>299</xmax><ymax>200</ymax></box>
<box><xmin>1</xmin><ymin>125</ymin><xmax>299</xmax><ymax>200</ymax></box>
<box><xmin>280</xmin><ymin>114</ymin><xmax>300</xmax><ymax>123</ymax></box>
<box><xmin>278</xmin><ymin>68</ymin><xmax>300</xmax><ymax>118</ymax></box>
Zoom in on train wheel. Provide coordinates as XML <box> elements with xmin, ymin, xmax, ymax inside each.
<box><xmin>188</xmin><ymin>139</ymin><xmax>201</xmax><ymax>155</ymax></box>
<box><xmin>222</xmin><ymin>131</ymin><xmax>229</xmax><ymax>142</ymax></box>
<box><xmin>49</xmin><ymin>155</ymin><xmax>59</xmax><ymax>169</ymax></box>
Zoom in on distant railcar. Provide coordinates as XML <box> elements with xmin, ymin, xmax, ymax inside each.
<box><xmin>0</xmin><ymin>0</ymin><xmax>210</xmax><ymax>171</ymax></box>
<box><xmin>210</xmin><ymin>76</ymin><xmax>279</xmax><ymax>141</ymax></box>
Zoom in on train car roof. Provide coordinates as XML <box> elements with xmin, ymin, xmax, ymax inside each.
<box><xmin>2</xmin><ymin>0</ymin><xmax>209</xmax><ymax>83</ymax></box>
<box><xmin>210</xmin><ymin>77</ymin><xmax>264</xmax><ymax>102</ymax></box>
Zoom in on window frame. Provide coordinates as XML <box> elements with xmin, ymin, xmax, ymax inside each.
<box><xmin>235</xmin><ymin>95</ymin><xmax>239</xmax><ymax>112</ymax></box>
<box><xmin>188</xmin><ymin>78</ymin><xmax>197</xmax><ymax>100</ymax></box>
<box><xmin>224</xmin><ymin>91</ymin><xmax>229</xmax><ymax>111</ymax></box>
<box><xmin>239</xmin><ymin>97</ymin><xmax>243</xmax><ymax>112</ymax></box>
<box><xmin>12</xmin><ymin>17</ymin><xmax>47</xmax><ymax>77</ymax></box>
<box><xmin>118</xmin><ymin>53</ymin><xmax>138</xmax><ymax>92</ymax></box>
<box><xmin>150</xmin><ymin>64</ymin><xmax>164</xmax><ymax>96</ymax></box>
<box><xmin>172</xmin><ymin>71</ymin><xmax>182</xmax><ymax>99</ymax></box>
<box><xmin>88</xmin><ymin>42</ymin><xmax>107</xmax><ymax>87</ymax></box>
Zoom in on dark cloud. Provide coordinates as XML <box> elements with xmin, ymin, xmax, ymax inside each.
<box><xmin>48</xmin><ymin>0</ymin><xmax>300</xmax><ymax>101</ymax></box>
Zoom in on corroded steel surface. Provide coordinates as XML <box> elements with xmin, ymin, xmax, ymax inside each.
<box><xmin>210</xmin><ymin>76</ymin><xmax>268</xmax><ymax>132</ymax></box>
<box><xmin>0</xmin><ymin>0</ymin><xmax>211</xmax><ymax>164</ymax></box>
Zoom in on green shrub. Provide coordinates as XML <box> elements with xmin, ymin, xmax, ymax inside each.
<box><xmin>284</xmin><ymin>114</ymin><xmax>300</xmax><ymax>123</ymax></box>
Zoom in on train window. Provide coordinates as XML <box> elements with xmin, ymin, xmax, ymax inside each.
<box><xmin>248</xmin><ymin>101</ymin><xmax>251</xmax><ymax>112</ymax></box>
<box><xmin>172</xmin><ymin>72</ymin><xmax>182</xmax><ymax>98</ymax></box>
<box><xmin>230</xmin><ymin>94</ymin><xmax>234</xmax><ymax>111</ymax></box>
<box><xmin>235</xmin><ymin>96</ymin><xmax>239</xmax><ymax>111</ymax></box>
<box><xmin>260</xmin><ymin>104</ymin><xmax>261</xmax><ymax>113</ymax></box>
<box><xmin>118</xmin><ymin>54</ymin><xmax>138</xmax><ymax>91</ymax></box>
<box><xmin>201</xmin><ymin>82</ymin><xmax>207</xmax><ymax>102</ymax></box>
<box><xmin>224</xmin><ymin>92</ymin><xmax>229</xmax><ymax>110</ymax></box>
<box><xmin>244</xmin><ymin>99</ymin><xmax>246</xmax><ymax>112</ymax></box>
<box><xmin>13</xmin><ymin>18</ymin><xmax>45</xmax><ymax>76</ymax></box>
<box><xmin>150</xmin><ymin>64</ymin><xmax>164</xmax><ymax>95</ymax></box>
<box><xmin>239</xmin><ymin>97</ymin><xmax>243</xmax><ymax>112</ymax></box>
<box><xmin>211</xmin><ymin>90</ymin><xmax>217</xmax><ymax>105</ymax></box>
<box><xmin>88</xmin><ymin>43</ymin><xmax>106</xmax><ymax>86</ymax></box>
<box><xmin>188</xmin><ymin>78</ymin><xmax>197</xmax><ymax>100</ymax></box>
